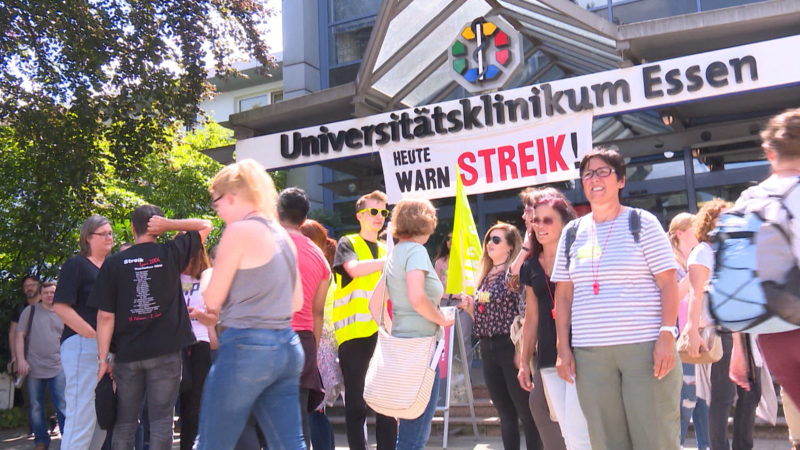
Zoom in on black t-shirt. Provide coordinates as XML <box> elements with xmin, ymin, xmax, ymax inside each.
<box><xmin>88</xmin><ymin>232</ymin><xmax>200</xmax><ymax>363</ymax></box>
<box><xmin>53</xmin><ymin>255</ymin><xmax>101</xmax><ymax>343</ymax></box>
<box><xmin>12</xmin><ymin>302</ymin><xmax>28</xmax><ymax>323</ymax></box>
<box><xmin>333</xmin><ymin>236</ymin><xmax>380</xmax><ymax>287</ymax></box>
<box><xmin>519</xmin><ymin>256</ymin><xmax>558</xmax><ymax>368</ymax></box>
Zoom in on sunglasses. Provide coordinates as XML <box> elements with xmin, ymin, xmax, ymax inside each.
<box><xmin>487</xmin><ymin>235</ymin><xmax>504</xmax><ymax>245</ymax></box>
<box><xmin>581</xmin><ymin>166</ymin><xmax>615</xmax><ymax>180</ymax></box>
<box><xmin>358</xmin><ymin>208</ymin><xmax>389</xmax><ymax>218</ymax></box>
<box><xmin>533</xmin><ymin>217</ymin><xmax>555</xmax><ymax>225</ymax></box>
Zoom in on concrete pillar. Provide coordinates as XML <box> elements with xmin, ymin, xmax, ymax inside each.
<box><xmin>282</xmin><ymin>0</ymin><xmax>321</xmax><ymax>100</ymax></box>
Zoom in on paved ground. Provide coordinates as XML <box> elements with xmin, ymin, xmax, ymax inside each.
<box><xmin>0</xmin><ymin>428</ymin><xmax>791</xmax><ymax>449</ymax></box>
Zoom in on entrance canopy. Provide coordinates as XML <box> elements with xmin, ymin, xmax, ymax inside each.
<box><xmin>223</xmin><ymin>0</ymin><xmax>800</xmax><ymax>200</ymax></box>
<box><xmin>354</xmin><ymin>0</ymin><xmax>620</xmax><ymax>113</ymax></box>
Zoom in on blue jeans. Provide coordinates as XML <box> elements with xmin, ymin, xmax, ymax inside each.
<box><xmin>27</xmin><ymin>371</ymin><xmax>66</xmax><ymax>446</ymax></box>
<box><xmin>111</xmin><ymin>351</ymin><xmax>182</xmax><ymax>450</ymax></box>
<box><xmin>60</xmin><ymin>334</ymin><xmax>107</xmax><ymax>450</ymax></box>
<box><xmin>680</xmin><ymin>363</ymin><xmax>710</xmax><ymax>449</ymax></box>
<box><xmin>309</xmin><ymin>410</ymin><xmax>334</xmax><ymax>450</ymax></box>
<box><xmin>396</xmin><ymin>367</ymin><xmax>440</xmax><ymax>450</ymax></box>
<box><xmin>197</xmin><ymin>327</ymin><xmax>305</xmax><ymax>450</ymax></box>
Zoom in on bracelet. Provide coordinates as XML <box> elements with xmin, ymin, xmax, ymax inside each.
<box><xmin>98</xmin><ymin>354</ymin><xmax>113</xmax><ymax>363</ymax></box>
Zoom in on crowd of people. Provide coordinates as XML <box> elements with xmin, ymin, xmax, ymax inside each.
<box><xmin>6</xmin><ymin>107</ymin><xmax>800</xmax><ymax>450</ymax></box>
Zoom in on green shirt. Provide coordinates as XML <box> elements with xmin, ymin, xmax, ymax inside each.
<box><xmin>385</xmin><ymin>242</ymin><xmax>444</xmax><ymax>338</ymax></box>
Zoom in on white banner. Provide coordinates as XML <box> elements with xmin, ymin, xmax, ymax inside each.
<box><xmin>237</xmin><ymin>34</ymin><xmax>800</xmax><ymax>171</ymax></box>
<box><xmin>378</xmin><ymin>112</ymin><xmax>593</xmax><ymax>201</ymax></box>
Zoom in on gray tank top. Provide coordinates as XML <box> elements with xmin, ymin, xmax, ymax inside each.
<box><xmin>220</xmin><ymin>217</ymin><xmax>297</xmax><ymax>329</ymax></box>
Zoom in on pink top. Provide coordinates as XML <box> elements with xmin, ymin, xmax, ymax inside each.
<box><xmin>290</xmin><ymin>233</ymin><xmax>331</xmax><ymax>332</ymax></box>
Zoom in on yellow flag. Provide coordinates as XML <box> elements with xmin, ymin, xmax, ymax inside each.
<box><xmin>446</xmin><ymin>167</ymin><xmax>482</xmax><ymax>295</ymax></box>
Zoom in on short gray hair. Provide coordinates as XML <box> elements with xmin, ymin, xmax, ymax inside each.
<box><xmin>79</xmin><ymin>215</ymin><xmax>110</xmax><ymax>256</ymax></box>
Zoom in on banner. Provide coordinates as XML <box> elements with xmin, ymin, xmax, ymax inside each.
<box><xmin>446</xmin><ymin>168</ymin><xmax>483</xmax><ymax>296</ymax></box>
<box><xmin>236</xmin><ymin>34</ymin><xmax>800</xmax><ymax>171</ymax></box>
<box><xmin>378</xmin><ymin>112</ymin><xmax>592</xmax><ymax>201</ymax></box>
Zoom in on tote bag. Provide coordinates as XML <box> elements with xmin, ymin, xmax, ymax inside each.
<box><xmin>363</xmin><ymin>327</ymin><xmax>437</xmax><ymax>420</ymax></box>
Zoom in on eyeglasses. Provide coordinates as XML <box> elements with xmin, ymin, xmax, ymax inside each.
<box><xmin>358</xmin><ymin>208</ymin><xmax>389</xmax><ymax>218</ymax></box>
<box><xmin>487</xmin><ymin>235</ymin><xmax>503</xmax><ymax>245</ymax></box>
<box><xmin>91</xmin><ymin>231</ymin><xmax>113</xmax><ymax>238</ymax></box>
<box><xmin>533</xmin><ymin>217</ymin><xmax>555</xmax><ymax>225</ymax></box>
<box><xmin>581</xmin><ymin>166</ymin><xmax>615</xmax><ymax>180</ymax></box>
<box><xmin>209</xmin><ymin>194</ymin><xmax>224</xmax><ymax>209</ymax></box>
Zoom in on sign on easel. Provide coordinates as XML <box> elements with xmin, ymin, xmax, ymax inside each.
<box><xmin>436</xmin><ymin>307</ymin><xmax>479</xmax><ymax>448</ymax></box>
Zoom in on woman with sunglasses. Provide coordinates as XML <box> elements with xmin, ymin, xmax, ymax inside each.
<box><xmin>463</xmin><ymin>223</ymin><xmax>542</xmax><ymax>450</ymax></box>
<box><xmin>551</xmin><ymin>147</ymin><xmax>681</xmax><ymax>449</ymax></box>
<box><xmin>516</xmin><ymin>192</ymin><xmax>591</xmax><ymax>450</ymax></box>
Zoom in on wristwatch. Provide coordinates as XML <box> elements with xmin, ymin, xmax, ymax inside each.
<box><xmin>659</xmin><ymin>326</ymin><xmax>679</xmax><ymax>338</ymax></box>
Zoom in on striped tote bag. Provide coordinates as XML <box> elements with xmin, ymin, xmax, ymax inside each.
<box><xmin>363</xmin><ymin>327</ymin><xmax>437</xmax><ymax>420</ymax></box>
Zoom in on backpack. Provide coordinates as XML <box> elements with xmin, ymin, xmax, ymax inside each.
<box><xmin>708</xmin><ymin>178</ymin><xmax>800</xmax><ymax>334</ymax></box>
<box><xmin>563</xmin><ymin>208</ymin><xmax>642</xmax><ymax>270</ymax></box>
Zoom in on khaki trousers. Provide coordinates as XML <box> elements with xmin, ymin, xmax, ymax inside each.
<box><xmin>574</xmin><ymin>341</ymin><xmax>682</xmax><ymax>450</ymax></box>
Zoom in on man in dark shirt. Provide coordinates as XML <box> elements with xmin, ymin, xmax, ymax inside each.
<box><xmin>90</xmin><ymin>205</ymin><xmax>211</xmax><ymax>449</ymax></box>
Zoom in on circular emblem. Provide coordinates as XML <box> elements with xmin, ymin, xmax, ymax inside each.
<box><xmin>449</xmin><ymin>16</ymin><xmax>522</xmax><ymax>93</ymax></box>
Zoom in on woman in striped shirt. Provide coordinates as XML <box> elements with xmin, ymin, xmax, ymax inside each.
<box><xmin>551</xmin><ymin>147</ymin><xmax>681</xmax><ymax>450</ymax></box>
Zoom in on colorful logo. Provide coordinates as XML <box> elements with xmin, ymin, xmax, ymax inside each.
<box><xmin>449</xmin><ymin>16</ymin><xmax>522</xmax><ymax>93</ymax></box>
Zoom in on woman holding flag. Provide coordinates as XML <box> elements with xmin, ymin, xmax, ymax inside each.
<box><xmin>463</xmin><ymin>223</ymin><xmax>542</xmax><ymax>450</ymax></box>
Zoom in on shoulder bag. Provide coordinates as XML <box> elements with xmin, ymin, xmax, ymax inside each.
<box><xmin>363</xmin><ymin>251</ymin><xmax>441</xmax><ymax>420</ymax></box>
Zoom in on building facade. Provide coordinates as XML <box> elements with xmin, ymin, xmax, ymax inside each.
<box><xmin>222</xmin><ymin>0</ymin><xmax>800</xmax><ymax>237</ymax></box>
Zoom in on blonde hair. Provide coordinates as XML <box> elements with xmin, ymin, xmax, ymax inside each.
<box><xmin>693</xmin><ymin>198</ymin><xmax>732</xmax><ymax>243</ymax></box>
<box><xmin>476</xmin><ymin>222</ymin><xmax>522</xmax><ymax>287</ymax></box>
<box><xmin>761</xmin><ymin>108</ymin><xmax>800</xmax><ymax>161</ymax></box>
<box><xmin>210</xmin><ymin>159</ymin><xmax>278</xmax><ymax>219</ymax></box>
<box><xmin>668</xmin><ymin>212</ymin><xmax>694</xmax><ymax>270</ymax></box>
<box><xmin>355</xmin><ymin>190</ymin><xmax>388</xmax><ymax>211</ymax></box>
<box><xmin>390</xmin><ymin>198</ymin><xmax>437</xmax><ymax>239</ymax></box>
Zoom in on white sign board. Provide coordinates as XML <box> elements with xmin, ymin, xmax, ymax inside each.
<box><xmin>237</xmin><ymin>34</ymin><xmax>800</xmax><ymax>171</ymax></box>
<box><xmin>378</xmin><ymin>112</ymin><xmax>592</xmax><ymax>200</ymax></box>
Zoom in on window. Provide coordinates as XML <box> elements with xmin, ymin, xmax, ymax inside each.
<box><xmin>324</xmin><ymin>0</ymin><xmax>382</xmax><ymax>87</ymax></box>
<box><xmin>238</xmin><ymin>94</ymin><xmax>270</xmax><ymax>112</ymax></box>
<box><xmin>238</xmin><ymin>91</ymin><xmax>281</xmax><ymax>112</ymax></box>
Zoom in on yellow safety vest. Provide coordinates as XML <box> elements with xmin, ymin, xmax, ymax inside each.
<box><xmin>332</xmin><ymin>234</ymin><xmax>385</xmax><ymax>345</ymax></box>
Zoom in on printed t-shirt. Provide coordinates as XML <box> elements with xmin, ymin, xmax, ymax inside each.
<box><xmin>88</xmin><ymin>232</ymin><xmax>199</xmax><ymax>363</ymax></box>
<box><xmin>333</xmin><ymin>236</ymin><xmax>380</xmax><ymax>287</ymax></box>
<box><xmin>520</xmin><ymin>256</ymin><xmax>558</xmax><ymax>368</ymax></box>
<box><xmin>181</xmin><ymin>274</ymin><xmax>209</xmax><ymax>342</ymax></box>
<box><xmin>385</xmin><ymin>242</ymin><xmax>443</xmax><ymax>338</ymax></box>
<box><xmin>289</xmin><ymin>233</ymin><xmax>331</xmax><ymax>332</ymax></box>
<box><xmin>17</xmin><ymin>303</ymin><xmax>64</xmax><ymax>379</ymax></box>
<box><xmin>53</xmin><ymin>255</ymin><xmax>101</xmax><ymax>343</ymax></box>
<box><xmin>551</xmin><ymin>208</ymin><xmax>677</xmax><ymax>347</ymax></box>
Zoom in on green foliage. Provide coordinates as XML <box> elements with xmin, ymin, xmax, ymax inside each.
<box><xmin>0</xmin><ymin>407</ymin><xmax>27</xmax><ymax>429</ymax></box>
<box><xmin>0</xmin><ymin>0</ymin><xmax>277</xmax><ymax>359</ymax></box>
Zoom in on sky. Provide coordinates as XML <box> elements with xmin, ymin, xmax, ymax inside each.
<box><xmin>266</xmin><ymin>0</ymin><xmax>283</xmax><ymax>53</ymax></box>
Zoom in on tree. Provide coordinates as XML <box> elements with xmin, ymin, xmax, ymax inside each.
<box><xmin>0</xmin><ymin>1</ymin><xmax>277</xmax><ymax>361</ymax></box>
<box><xmin>0</xmin><ymin>0</ymin><xmax>275</xmax><ymax>263</ymax></box>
